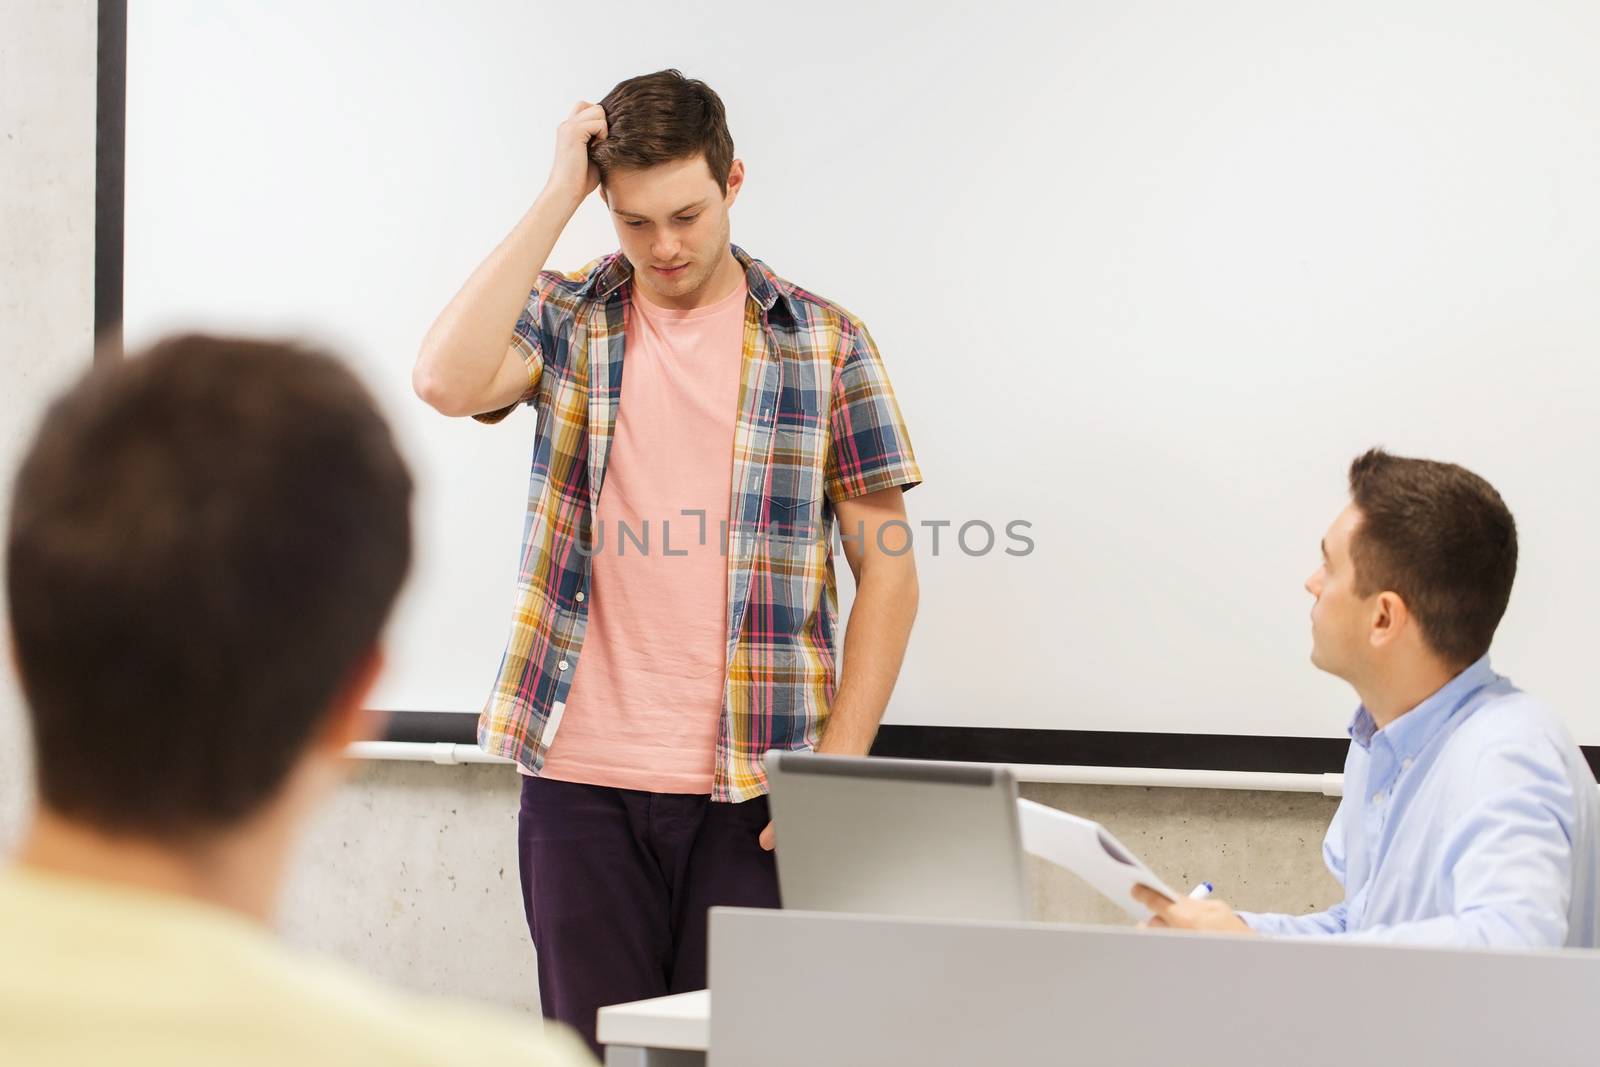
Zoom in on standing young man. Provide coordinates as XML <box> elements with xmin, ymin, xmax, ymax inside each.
<box><xmin>1135</xmin><ymin>449</ymin><xmax>1600</xmax><ymax>947</ymax></box>
<box><xmin>414</xmin><ymin>70</ymin><xmax>922</xmax><ymax>1051</ymax></box>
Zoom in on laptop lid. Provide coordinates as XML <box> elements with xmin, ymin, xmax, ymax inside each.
<box><xmin>764</xmin><ymin>751</ymin><xmax>1029</xmax><ymax>923</ymax></box>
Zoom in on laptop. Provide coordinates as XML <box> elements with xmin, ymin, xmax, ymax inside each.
<box><xmin>764</xmin><ymin>751</ymin><xmax>1029</xmax><ymax>922</ymax></box>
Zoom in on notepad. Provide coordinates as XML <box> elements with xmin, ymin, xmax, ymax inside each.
<box><xmin>1016</xmin><ymin>799</ymin><xmax>1181</xmax><ymax>920</ymax></box>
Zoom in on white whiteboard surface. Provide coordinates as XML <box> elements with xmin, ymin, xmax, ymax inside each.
<box><xmin>123</xmin><ymin>1</ymin><xmax>1600</xmax><ymax>743</ymax></box>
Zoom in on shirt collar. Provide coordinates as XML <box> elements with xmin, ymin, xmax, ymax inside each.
<box><xmin>578</xmin><ymin>244</ymin><xmax>796</xmax><ymax>320</ymax></box>
<box><xmin>1346</xmin><ymin>653</ymin><xmax>1498</xmax><ymax>756</ymax></box>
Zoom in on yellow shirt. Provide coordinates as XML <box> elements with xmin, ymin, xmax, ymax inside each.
<box><xmin>0</xmin><ymin>866</ymin><xmax>595</xmax><ymax>1067</ymax></box>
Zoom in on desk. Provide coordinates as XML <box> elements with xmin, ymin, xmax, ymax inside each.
<box><xmin>596</xmin><ymin>990</ymin><xmax>708</xmax><ymax>1067</ymax></box>
<box><xmin>598</xmin><ymin>911</ymin><xmax>1600</xmax><ymax>1065</ymax></box>
<box><xmin>711</xmin><ymin>908</ymin><xmax>1600</xmax><ymax>1065</ymax></box>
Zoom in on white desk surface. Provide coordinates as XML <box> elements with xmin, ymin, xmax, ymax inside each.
<box><xmin>596</xmin><ymin>990</ymin><xmax>711</xmax><ymax>1051</ymax></box>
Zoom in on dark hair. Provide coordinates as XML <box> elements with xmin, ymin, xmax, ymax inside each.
<box><xmin>6</xmin><ymin>334</ymin><xmax>413</xmax><ymax>840</ymax></box>
<box><xmin>1346</xmin><ymin>448</ymin><xmax>1517</xmax><ymax>668</ymax></box>
<box><xmin>593</xmin><ymin>69</ymin><xmax>735</xmax><ymax>193</ymax></box>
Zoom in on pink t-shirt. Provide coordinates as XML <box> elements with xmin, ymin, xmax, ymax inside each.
<box><xmin>534</xmin><ymin>279</ymin><xmax>748</xmax><ymax>794</ymax></box>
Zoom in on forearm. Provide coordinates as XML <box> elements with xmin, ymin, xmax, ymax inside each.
<box><xmin>816</xmin><ymin>559</ymin><xmax>918</xmax><ymax>755</ymax></box>
<box><xmin>1241</xmin><ymin>870</ymin><xmax>1570</xmax><ymax>948</ymax></box>
<box><xmin>1343</xmin><ymin>908</ymin><xmax>1567</xmax><ymax>949</ymax></box>
<box><xmin>413</xmin><ymin>188</ymin><xmax>581</xmax><ymax>411</ymax></box>
<box><xmin>1256</xmin><ymin>904</ymin><xmax>1566</xmax><ymax>949</ymax></box>
<box><xmin>1237</xmin><ymin>905</ymin><xmax>1348</xmax><ymax>938</ymax></box>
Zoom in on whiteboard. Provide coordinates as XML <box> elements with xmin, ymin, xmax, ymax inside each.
<box><xmin>122</xmin><ymin>1</ymin><xmax>1600</xmax><ymax>744</ymax></box>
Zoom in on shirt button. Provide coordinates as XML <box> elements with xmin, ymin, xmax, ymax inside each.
<box><xmin>1372</xmin><ymin>790</ymin><xmax>1386</xmax><ymax>806</ymax></box>
<box><xmin>1401</xmin><ymin>758</ymin><xmax>1413</xmax><ymax>771</ymax></box>
<box><xmin>557</xmin><ymin>660</ymin><xmax>570</xmax><ymax>672</ymax></box>
<box><xmin>575</xmin><ymin>592</ymin><xmax>586</xmax><ymax>602</ymax></box>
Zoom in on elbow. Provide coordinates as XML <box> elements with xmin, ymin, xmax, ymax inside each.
<box><xmin>411</xmin><ymin>356</ymin><xmax>472</xmax><ymax>418</ymax></box>
<box><xmin>1460</xmin><ymin>906</ymin><xmax>1568</xmax><ymax>951</ymax></box>
<box><xmin>1498</xmin><ymin>911</ymin><xmax>1569</xmax><ymax>951</ymax></box>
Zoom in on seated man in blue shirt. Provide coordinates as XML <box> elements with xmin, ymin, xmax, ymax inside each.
<box><xmin>1135</xmin><ymin>448</ymin><xmax>1600</xmax><ymax>948</ymax></box>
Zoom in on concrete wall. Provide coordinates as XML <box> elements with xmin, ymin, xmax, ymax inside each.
<box><xmin>277</xmin><ymin>764</ymin><xmax>1339</xmax><ymax>1013</ymax></box>
<box><xmin>0</xmin><ymin>0</ymin><xmax>100</xmax><ymax>856</ymax></box>
<box><xmin>1</xmin><ymin>0</ymin><xmax>1342</xmax><ymax>1018</ymax></box>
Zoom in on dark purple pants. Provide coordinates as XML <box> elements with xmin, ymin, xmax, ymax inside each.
<box><xmin>517</xmin><ymin>774</ymin><xmax>780</xmax><ymax>1056</ymax></box>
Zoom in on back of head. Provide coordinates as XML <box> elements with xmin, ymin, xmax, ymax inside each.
<box><xmin>1346</xmin><ymin>448</ymin><xmax>1518</xmax><ymax>670</ymax></box>
<box><xmin>6</xmin><ymin>334</ymin><xmax>413</xmax><ymax>842</ymax></box>
<box><xmin>593</xmin><ymin>69</ymin><xmax>735</xmax><ymax>192</ymax></box>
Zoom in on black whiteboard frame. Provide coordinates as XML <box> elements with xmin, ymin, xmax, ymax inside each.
<box><xmin>99</xmin><ymin>0</ymin><xmax>1600</xmax><ymax>779</ymax></box>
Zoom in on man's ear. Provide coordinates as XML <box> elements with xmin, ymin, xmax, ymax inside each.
<box><xmin>1368</xmin><ymin>591</ymin><xmax>1410</xmax><ymax>651</ymax></box>
<box><xmin>724</xmin><ymin>158</ymin><xmax>746</xmax><ymax>206</ymax></box>
<box><xmin>314</xmin><ymin>648</ymin><xmax>389</xmax><ymax>757</ymax></box>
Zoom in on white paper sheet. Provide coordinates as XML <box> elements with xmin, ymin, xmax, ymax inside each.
<box><xmin>1016</xmin><ymin>799</ymin><xmax>1182</xmax><ymax>920</ymax></box>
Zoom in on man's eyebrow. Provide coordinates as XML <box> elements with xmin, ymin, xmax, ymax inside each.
<box><xmin>612</xmin><ymin>200</ymin><xmax>707</xmax><ymax>220</ymax></box>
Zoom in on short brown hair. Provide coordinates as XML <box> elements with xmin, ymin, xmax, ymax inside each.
<box><xmin>1346</xmin><ymin>448</ymin><xmax>1517</xmax><ymax>668</ymax></box>
<box><xmin>7</xmin><ymin>334</ymin><xmax>413</xmax><ymax>840</ymax></box>
<box><xmin>593</xmin><ymin>69</ymin><xmax>735</xmax><ymax>193</ymax></box>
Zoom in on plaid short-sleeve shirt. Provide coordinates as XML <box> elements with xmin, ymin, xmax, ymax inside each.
<box><xmin>473</xmin><ymin>245</ymin><xmax>920</xmax><ymax>801</ymax></box>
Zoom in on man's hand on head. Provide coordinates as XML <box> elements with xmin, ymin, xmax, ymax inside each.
<box><xmin>1132</xmin><ymin>884</ymin><xmax>1255</xmax><ymax>935</ymax></box>
<box><xmin>544</xmin><ymin>100</ymin><xmax>608</xmax><ymax>205</ymax></box>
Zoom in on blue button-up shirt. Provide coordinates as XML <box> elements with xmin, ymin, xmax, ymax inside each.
<box><xmin>1241</xmin><ymin>656</ymin><xmax>1600</xmax><ymax>948</ymax></box>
